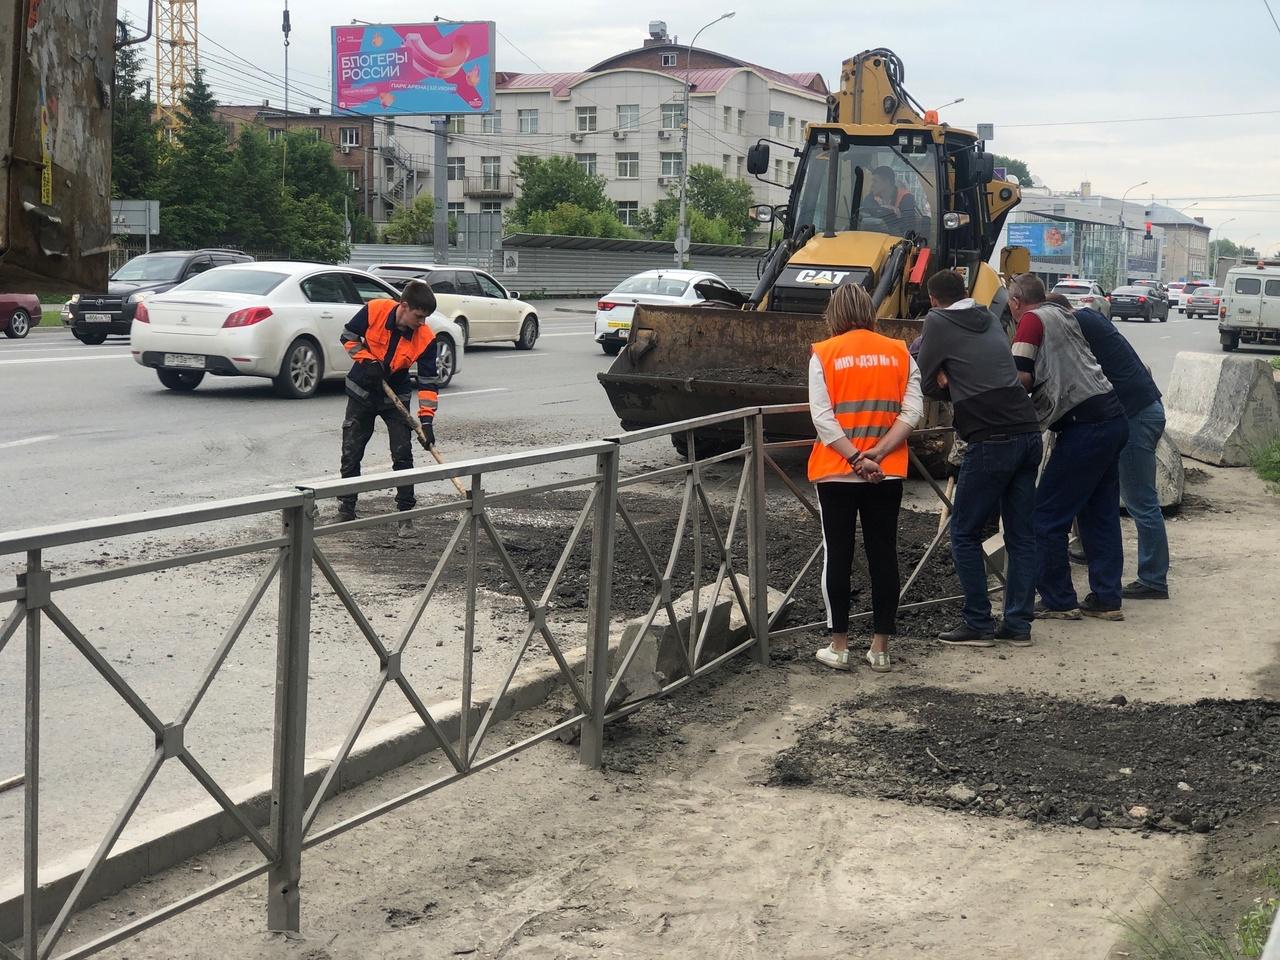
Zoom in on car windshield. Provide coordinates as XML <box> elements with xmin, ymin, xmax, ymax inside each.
<box><xmin>171</xmin><ymin>269</ymin><xmax>289</xmax><ymax>295</ymax></box>
<box><xmin>112</xmin><ymin>254</ymin><xmax>188</xmax><ymax>282</ymax></box>
<box><xmin>611</xmin><ymin>276</ymin><xmax>691</xmax><ymax>297</ymax></box>
<box><xmin>792</xmin><ymin>136</ymin><xmax>938</xmax><ymax>244</ymax></box>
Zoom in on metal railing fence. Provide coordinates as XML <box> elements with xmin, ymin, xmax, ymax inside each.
<box><xmin>0</xmin><ymin>405</ymin><xmax>975</xmax><ymax>960</ymax></box>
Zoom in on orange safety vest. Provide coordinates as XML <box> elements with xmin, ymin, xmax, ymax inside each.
<box><xmin>345</xmin><ymin>299</ymin><xmax>438</xmax><ymax>418</ymax></box>
<box><xmin>807</xmin><ymin>328</ymin><xmax>910</xmax><ymax>482</ymax></box>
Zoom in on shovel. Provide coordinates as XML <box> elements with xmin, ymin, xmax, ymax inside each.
<box><xmin>381</xmin><ymin>382</ymin><xmax>468</xmax><ymax>497</ymax></box>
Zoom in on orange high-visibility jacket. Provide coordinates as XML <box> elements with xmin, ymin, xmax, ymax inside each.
<box><xmin>341</xmin><ymin>299</ymin><xmax>439</xmax><ymax>420</ymax></box>
<box><xmin>808</xmin><ymin>328</ymin><xmax>910</xmax><ymax>482</ymax></box>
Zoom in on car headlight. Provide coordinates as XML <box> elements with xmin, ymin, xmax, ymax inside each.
<box><xmin>128</xmin><ymin>291</ymin><xmax>154</xmax><ymax>304</ymax></box>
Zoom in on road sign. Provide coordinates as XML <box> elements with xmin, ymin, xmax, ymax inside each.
<box><xmin>674</xmin><ymin>234</ymin><xmax>690</xmax><ymax>255</ymax></box>
<box><xmin>110</xmin><ymin>200</ymin><xmax>160</xmax><ymax>236</ymax></box>
<box><xmin>977</xmin><ymin>123</ymin><xmax>994</xmax><ymax>141</ymax></box>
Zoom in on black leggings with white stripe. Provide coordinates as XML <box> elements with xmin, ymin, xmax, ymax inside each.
<box><xmin>816</xmin><ymin>480</ymin><xmax>903</xmax><ymax>636</ymax></box>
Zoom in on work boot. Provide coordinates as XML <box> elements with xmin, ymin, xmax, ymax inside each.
<box><xmin>937</xmin><ymin>624</ymin><xmax>995</xmax><ymax>647</ymax></box>
<box><xmin>1080</xmin><ymin>593</ymin><xmax>1124</xmax><ymax>621</ymax></box>
<box><xmin>1068</xmin><ymin>547</ymin><xmax>1087</xmax><ymax>566</ymax></box>
<box><xmin>1034</xmin><ymin>601</ymin><xmax>1082</xmax><ymax>620</ymax></box>
<box><xmin>995</xmin><ymin>621</ymin><xmax>1033</xmax><ymax>647</ymax></box>
<box><xmin>1122</xmin><ymin>580</ymin><xmax>1169</xmax><ymax>600</ymax></box>
<box><xmin>335</xmin><ymin>503</ymin><xmax>357</xmax><ymax>523</ymax></box>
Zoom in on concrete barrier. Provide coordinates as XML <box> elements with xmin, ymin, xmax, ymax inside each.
<box><xmin>1165</xmin><ymin>352</ymin><xmax>1280</xmax><ymax>466</ymax></box>
<box><xmin>1155</xmin><ymin>431</ymin><xmax>1185</xmax><ymax>508</ymax></box>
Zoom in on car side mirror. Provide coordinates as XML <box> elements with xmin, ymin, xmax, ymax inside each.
<box><xmin>746</xmin><ymin>143</ymin><xmax>770</xmax><ymax>176</ymax></box>
<box><xmin>507</xmin><ymin>290</ymin><xmax>520</xmax><ymax>300</ymax></box>
<box><xmin>975</xmin><ymin>151</ymin><xmax>995</xmax><ymax>184</ymax></box>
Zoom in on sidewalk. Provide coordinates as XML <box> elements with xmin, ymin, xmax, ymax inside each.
<box><xmin>46</xmin><ymin>463</ymin><xmax>1280</xmax><ymax>959</ymax></box>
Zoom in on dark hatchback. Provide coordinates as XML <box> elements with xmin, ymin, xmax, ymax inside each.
<box><xmin>66</xmin><ymin>249</ymin><xmax>253</xmax><ymax>344</ymax></box>
<box><xmin>1108</xmin><ymin>285</ymin><xmax>1169</xmax><ymax>322</ymax></box>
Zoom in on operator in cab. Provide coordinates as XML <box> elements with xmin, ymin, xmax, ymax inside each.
<box><xmin>865</xmin><ymin>165</ymin><xmax>919</xmax><ymax>237</ymax></box>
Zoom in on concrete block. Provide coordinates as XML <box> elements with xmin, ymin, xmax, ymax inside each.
<box><xmin>1165</xmin><ymin>352</ymin><xmax>1280</xmax><ymax>466</ymax></box>
<box><xmin>1155</xmin><ymin>431</ymin><xmax>1185</xmax><ymax>508</ymax></box>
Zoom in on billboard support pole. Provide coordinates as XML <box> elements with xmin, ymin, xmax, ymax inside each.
<box><xmin>433</xmin><ymin>116</ymin><xmax>449</xmax><ymax>264</ymax></box>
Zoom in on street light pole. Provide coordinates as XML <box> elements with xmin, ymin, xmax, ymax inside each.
<box><xmin>1208</xmin><ymin>218</ymin><xmax>1236</xmax><ymax>279</ymax></box>
<box><xmin>677</xmin><ymin>11</ymin><xmax>734</xmax><ymax>268</ymax></box>
<box><xmin>1116</xmin><ymin>179</ymin><xmax>1148</xmax><ymax>287</ymax></box>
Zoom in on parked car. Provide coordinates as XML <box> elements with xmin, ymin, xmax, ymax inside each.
<box><xmin>593</xmin><ymin>269</ymin><xmax>735</xmax><ymax>355</ymax></box>
<box><xmin>1049</xmin><ymin>279</ymin><xmax>1111</xmax><ymax>319</ymax></box>
<box><xmin>68</xmin><ymin>249</ymin><xmax>255</xmax><ymax>344</ymax></box>
<box><xmin>131</xmin><ymin>262</ymin><xmax>462</xmax><ymax>397</ymax></box>
<box><xmin>366</xmin><ymin>263</ymin><xmax>539</xmax><ymax>350</ymax></box>
<box><xmin>1177</xmin><ymin>279</ymin><xmax>1214</xmax><ymax>312</ymax></box>
<box><xmin>1107</xmin><ymin>285</ymin><xmax>1169</xmax><ymax>322</ymax></box>
<box><xmin>1185</xmin><ymin>286</ymin><xmax>1223</xmax><ymax>320</ymax></box>
<box><xmin>0</xmin><ymin>292</ymin><xmax>41</xmax><ymax>339</ymax></box>
<box><xmin>1219</xmin><ymin>261</ymin><xmax>1280</xmax><ymax>351</ymax></box>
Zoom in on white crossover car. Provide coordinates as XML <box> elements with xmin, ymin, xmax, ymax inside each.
<box><xmin>367</xmin><ymin>263</ymin><xmax>539</xmax><ymax>350</ymax></box>
<box><xmin>130</xmin><ymin>262</ymin><xmax>463</xmax><ymax>397</ymax></box>
<box><xmin>594</xmin><ymin>269</ymin><xmax>734</xmax><ymax>356</ymax></box>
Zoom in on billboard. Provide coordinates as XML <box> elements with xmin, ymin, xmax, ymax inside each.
<box><xmin>1007</xmin><ymin>221</ymin><xmax>1074</xmax><ymax>260</ymax></box>
<box><xmin>332</xmin><ymin>22</ymin><xmax>495</xmax><ymax>116</ymax></box>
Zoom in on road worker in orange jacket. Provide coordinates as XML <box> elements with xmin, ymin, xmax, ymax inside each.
<box><xmin>336</xmin><ymin>279</ymin><xmax>441</xmax><ymax>523</ymax></box>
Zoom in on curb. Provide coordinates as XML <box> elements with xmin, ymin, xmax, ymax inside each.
<box><xmin>0</xmin><ymin>641</ymin><xmax>603</xmax><ymax>943</ymax></box>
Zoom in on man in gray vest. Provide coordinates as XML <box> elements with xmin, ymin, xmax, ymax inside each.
<box><xmin>1009</xmin><ymin>274</ymin><xmax>1129</xmax><ymax>620</ymax></box>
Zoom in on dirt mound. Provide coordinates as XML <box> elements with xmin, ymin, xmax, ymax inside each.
<box><xmin>771</xmin><ymin>687</ymin><xmax>1280</xmax><ymax>834</ymax></box>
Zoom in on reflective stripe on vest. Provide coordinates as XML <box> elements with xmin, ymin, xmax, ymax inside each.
<box><xmin>808</xmin><ymin>328</ymin><xmax>911</xmax><ymax>482</ymax></box>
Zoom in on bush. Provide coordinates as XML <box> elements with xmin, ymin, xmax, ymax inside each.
<box><xmin>1253</xmin><ymin>439</ymin><xmax>1280</xmax><ymax>488</ymax></box>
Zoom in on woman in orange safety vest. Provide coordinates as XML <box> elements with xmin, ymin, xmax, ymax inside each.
<box><xmin>808</xmin><ymin>283</ymin><xmax>923</xmax><ymax>673</ymax></box>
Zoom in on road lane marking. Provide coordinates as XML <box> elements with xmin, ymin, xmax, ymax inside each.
<box><xmin>0</xmin><ymin>353</ymin><xmax>132</xmax><ymax>366</ymax></box>
<box><xmin>0</xmin><ymin>434</ymin><xmax>58</xmax><ymax>449</ymax></box>
<box><xmin>443</xmin><ymin>387</ymin><xmax>508</xmax><ymax>398</ymax></box>
<box><xmin>489</xmin><ymin>353</ymin><xmax>548</xmax><ymax>360</ymax></box>
<box><xmin>538</xmin><ymin>332</ymin><xmax>594</xmax><ymax>338</ymax></box>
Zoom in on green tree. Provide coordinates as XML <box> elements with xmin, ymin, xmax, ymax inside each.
<box><xmin>519</xmin><ymin>202</ymin><xmax>633</xmax><ymax>239</ymax></box>
<box><xmin>383</xmin><ymin>193</ymin><xmax>456</xmax><ymax>245</ymax></box>
<box><xmin>992</xmin><ymin>155</ymin><xmax>1034</xmax><ymax>186</ymax></box>
<box><xmin>655</xmin><ymin>208</ymin><xmax>741</xmax><ymax>245</ymax></box>
<box><xmin>644</xmin><ymin>165</ymin><xmax>755</xmax><ymax>244</ymax></box>
<box><xmin>510</xmin><ymin>155</ymin><xmax>611</xmax><ymax>224</ymax></box>
<box><xmin>111</xmin><ymin>29</ymin><xmax>159</xmax><ymax>199</ymax></box>
<box><xmin>225</xmin><ymin>127</ymin><xmax>287</xmax><ymax>253</ymax></box>
<box><xmin>281</xmin><ymin>193</ymin><xmax>350</xmax><ymax>264</ymax></box>
<box><xmin>1209</xmin><ymin>238</ymin><xmax>1259</xmax><ymax>262</ymax></box>
<box><xmin>157</xmin><ymin>68</ymin><xmax>231</xmax><ymax>247</ymax></box>
<box><xmin>277</xmin><ymin>131</ymin><xmax>349</xmax><ymax>209</ymax></box>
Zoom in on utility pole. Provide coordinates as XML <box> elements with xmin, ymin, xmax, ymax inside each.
<box><xmin>433</xmin><ymin>116</ymin><xmax>450</xmax><ymax>263</ymax></box>
<box><xmin>282</xmin><ymin>1</ymin><xmax>291</xmax><ymax>187</ymax></box>
<box><xmin>677</xmin><ymin>12</ymin><xmax>734</xmax><ymax>268</ymax></box>
<box><xmin>1117</xmin><ymin>179</ymin><xmax>1147</xmax><ymax>288</ymax></box>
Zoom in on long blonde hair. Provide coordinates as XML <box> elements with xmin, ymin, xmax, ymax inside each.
<box><xmin>824</xmin><ymin>284</ymin><xmax>876</xmax><ymax>336</ymax></box>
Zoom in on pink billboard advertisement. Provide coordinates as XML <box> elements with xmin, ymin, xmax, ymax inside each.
<box><xmin>331</xmin><ymin>21</ymin><xmax>496</xmax><ymax>116</ymax></box>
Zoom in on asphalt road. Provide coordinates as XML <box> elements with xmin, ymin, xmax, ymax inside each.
<box><xmin>1107</xmin><ymin>306</ymin><xmax>1278</xmax><ymax>392</ymax></box>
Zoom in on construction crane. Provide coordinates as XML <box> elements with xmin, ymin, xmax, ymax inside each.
<box><xmin>155</xmin><ymin>0</ymin><xmax>199</xmax><ymax>129</ymax></box>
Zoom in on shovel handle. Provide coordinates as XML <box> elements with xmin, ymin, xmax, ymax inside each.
<box><xmin>380</xmin><ymin>382</ymin><xmax>467</xmax><ymax>497</ymax></box>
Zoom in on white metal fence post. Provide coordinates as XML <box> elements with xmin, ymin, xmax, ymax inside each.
<box><xmin>267</xmin><ymin>493</ymin><xmax>314</xmax><ymax>932</ymax></box>
<box><xmin>21</xmin><ymin>550</ymin><xmax>48</xmax><ymax>960</ymax></box>
<box><xmin>580</xmin><ymin>446</ymin><xmax>619</xmax><ymax>767</ymax></box>
<box><xmin>746</xmin><ymin>413</ymin><xmax>771</xmax><ymax>665</ymax></box>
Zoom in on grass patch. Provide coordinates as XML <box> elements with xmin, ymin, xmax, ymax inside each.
<box><xmin>1253</xmin><ymin>440</ymin><xmax>1280</xmax><ymax>489</ymax></box>
<box><xmin>1270</xmin><ymin>356</ymin><xmax>1280</xmax><ymax>371</ymax></box>
<box><xmin>1116</xmin><ymin>867</ymin><xmax>1280</xmax><ymax>959</ymax></box>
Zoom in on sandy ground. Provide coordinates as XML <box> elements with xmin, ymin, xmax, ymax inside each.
<box><xmin>29</xmin><ymin>461</ymin><xmax>1279</xmax><ymax>959</ymax></box>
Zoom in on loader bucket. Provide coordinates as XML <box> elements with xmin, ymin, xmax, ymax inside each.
<box><xmin>597</xmin><ymin>303</ymin><xmax>931</xmax><ymax>444</ymax></box>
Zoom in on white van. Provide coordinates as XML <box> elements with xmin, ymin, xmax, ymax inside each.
<box><xmin>1219</xmin><ymin>260</ymin><xmax>1280</xmax><ymax>352</ymax></box>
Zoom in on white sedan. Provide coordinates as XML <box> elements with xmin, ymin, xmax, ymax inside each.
<box><xmin>594</xmin><ymin>269</ymin><xmax>734</xmax><ymax>355</ymax></box>
<box><xmin>130</xmin><ymin>262</ymin><xmax>463</xmax><ymax>397</ymax></box>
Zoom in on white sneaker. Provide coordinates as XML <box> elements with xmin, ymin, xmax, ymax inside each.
<box><xmin>815</xmin><ymin>645</ymin><xmax>851</xmax><ymax>671</ymax></box>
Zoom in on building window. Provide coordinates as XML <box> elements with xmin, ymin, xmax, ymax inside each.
<box><xmin>786</xmin><ymin>160</ymin><xmax>795</xmax><ymax>181</ymax></box>
<box><xmin>339</xmin><ymin>127</ymin><xmax>360</xmax><ymax>147</ymax></box>
<box><xmin>447</xmin><ymin>202</ymin><xmax>465</xmax><ymax>218</ymax></box>
<box><xmin>481</xmin><ymin>155</ymin><xmax>501</xmax><ymax>187</ymax></box>
<box><xmin>446</xmin><ymin>157</ymin><xmax>465</xmax><ymax>181</ymax></box>
<box><xmin>447</xmin><ymin>116</ymin><xmax>465</xmax><ymax>134</ymax></box>
<box><xmin>722</xmin><ymin>154</ymin><xmax>731</xmax><ymax>174</ymax></box>
<box><xmin>768</xmin><ymin>110</ymin><xmax>784</xmax><ymax>130</ymax></box>
<box><xmin>616</xmin><ymin>152</ymin><xmax>640</xmax><ymax>179</ymax></box>
<box><xmin>482</xmin><ymin>111</ymin><xmax>502</xmax><ymax>134</ymax></box>
<box><xmin>575</xmin><ymin>153</ymin><xmax>597</xmax><ymax>176</ymax></box>
<box><xmin>736</xmin><ymin>155</ymin><xmax>744</xmax><ymax>178</ymax></box>
<box><xmin>787</xmin><ymin>116</ymin><xmax>796</xmax><ymax>140</ymax></box>
<box><xmin>661</xmin><ymin>152</ymin><xmax>683</xmax><ymax>177</ymax></box>
<box><xmin>660</xmin><ymin>52</ymin><xmax>678</xmax><ymax>67</ymax></box>
<box><xmin>518</xmin><ymin>109</ymin><xmax>539</xmax><ymax>134</ymax></box>
<box><xmin>617</xmin><ymin>104</ymin><xmax>640</xmax><ymax>130</ymax></box>
<box><xmin>267</xmin><ymin>127</ymin><xmax>284</xmax><ymax>143</ymax></box>
<box><xmin>480</xmin><ymin>201</ymin><xmax>502</xmax><ymax>215</ymax></box>
<box><xmin>722</xmin><ymin>106</ymin><xmax>732</xmax><ymax>131</ymax></box>
<box><xmin>576</xmin><ymin>106</ymin><xmax>597</xmax><ymax>132</ymax></box>
<box><xmin>347</xmin><ymin>169</ymin><xmax>361</xmax><ymax>190</ymax></box>
<box><xmin>616</xmin><ymin>201</ymin><xmax>639</xmax><ymax>226</ymax></box>
<box><xmin>661</xmin><ymin>103</ymin><xmax>685</xmax><ymax>130</ymax></box>
<box><xmin>774</xmin><ymin>159</ymin><xmax>783</xmax><ymax>180</ymax></box>
<box><xmin>736</xmin><ymin>109</ymin><xmax>745</xmax><ymax>135</ymax></box>
<box><xmin>311</xmin><ymin>126</ymin><xmax>324</xmax><ymax>140</ymax></box>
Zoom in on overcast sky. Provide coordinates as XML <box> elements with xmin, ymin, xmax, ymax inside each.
<box><xmin>117</xmin><ymin>0</ymin><xmax>1280</xmax><ymax>254</ymax></box>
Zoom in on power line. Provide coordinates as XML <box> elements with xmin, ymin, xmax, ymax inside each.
<box><xmin>1263</xmin><ymin>0</ymin><xmax>1280</xmax><ymax>39</ymax></box>
<box><xmin>988</xmin><ymin>108</ymin><xmax>1280</xmax><ymax>129</ymax></box>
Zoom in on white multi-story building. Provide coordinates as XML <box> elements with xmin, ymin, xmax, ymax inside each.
<box><xmin>372</xmin><ymin>22</ymin><xmax>829</xmax><ymax>229</ymax></box>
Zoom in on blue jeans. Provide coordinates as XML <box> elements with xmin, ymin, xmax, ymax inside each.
<box><xmin>951</xmin><ymin>432</ymin><xmax>1043</xmax><ymax>634</ymax></box>
<box><xmin>1034</xmin><ymin>416</ymin><xmax>1130</xmax><ymax>610</ymax></box>
<box><xmin>1118</xmin><ymin>400</ymin><xmax>1169</xmax><ymax>591</ymax></box>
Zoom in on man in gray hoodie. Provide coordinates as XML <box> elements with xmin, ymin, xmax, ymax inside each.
<box><xmin>916</xmin><ymin>269</ymin><xmax>1042</xmax><ymax>646</ymax></box>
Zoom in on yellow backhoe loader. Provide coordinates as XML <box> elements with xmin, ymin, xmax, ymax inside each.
<box><xmin>598</xmin><ymin>48</ymin><xmax>1027</xmax><ymax>456</ymax></box>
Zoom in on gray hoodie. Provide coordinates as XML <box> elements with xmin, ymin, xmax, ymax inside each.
<box><xmin>916</xmin><ymin>300</ymin><xmax>1040</xmax><ymax>442</ymax></box>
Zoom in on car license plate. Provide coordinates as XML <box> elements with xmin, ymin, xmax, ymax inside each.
<box><xmin>164</xmin><ymin>353</ymin><xmax>205</xmax><ymax>369</ymax></box>
<box><xmin>85</xmin><ymin>313</ymin><xmax>112</xmax><ymax>323</ymax></box>
<box><xmin>607</xmin><ymin>320</ymin><xmax>630</xmax><ymax>329</ymax></box>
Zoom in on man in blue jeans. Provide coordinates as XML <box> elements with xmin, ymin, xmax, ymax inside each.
<box><xmin>1047</xmin><ymin>294</ymin><xmax>1169</xmax><ymax>599</ymax></box>
<box><xmin>917</xmin><ymin>270</ymin><xmax>1043</xmax><ymax>646</ymax></box>
<box><xmin>1011</xmin><ymin>275</ymin><xmax>1129</xmax><ymax>621</ymax></box>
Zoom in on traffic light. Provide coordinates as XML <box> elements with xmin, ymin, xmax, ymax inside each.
<box><xmin>1144</xmin><ymin>221</ymin><xmax>1153</xmax><ymax>240</ymax></box>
